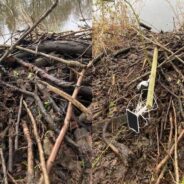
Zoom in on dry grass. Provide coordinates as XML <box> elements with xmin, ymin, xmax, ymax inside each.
<box><xmin>93</xmin><ymin>0</ymin><xmax>184</xmax><ymax>56</ymax></box>
<box><xmin>93</xmin><ymin>1</ymin><xmax>131</xmax><ymax>56</ymax></box>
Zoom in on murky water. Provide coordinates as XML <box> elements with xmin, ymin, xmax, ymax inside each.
<box><xmin>0</xmin><ymin>0</ymin><xmax>92</xmax><ymax>44</ymax></box>
<box><xmin>130</xmin><ymin>0</ymin><xmax>184</xmax><ymax>32</ymax></box>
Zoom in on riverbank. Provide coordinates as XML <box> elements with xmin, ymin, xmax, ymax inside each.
<box><xmin>92</xmin><ymin>27</ymin><xmax>184</xmax><ymax>184</ymax></box>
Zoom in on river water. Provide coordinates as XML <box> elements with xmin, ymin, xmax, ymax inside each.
<box><xmin>0</xmin><ymin>0</ymin><xmax>92</xmax><ymax>44</ymax></box>
<box><xmin>0</xmin><ymin>0</ymin><xmax>183</xmax><ymax>44</ymax></box>
<box><xmin>130</xmin><ymin>0</ymin><xmax>184</xmax><ymax>32</ymax></box>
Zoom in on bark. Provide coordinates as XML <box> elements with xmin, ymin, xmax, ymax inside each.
<box><xmin>29</xmin><ymin>40</ymin><xmax>92</xmax><ymax>57</ymax></box>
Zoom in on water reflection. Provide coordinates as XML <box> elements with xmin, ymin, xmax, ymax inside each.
<box><xmin>0</xmin><ymin>0</ymin><xmax>92</xmax><ymax>43</ymax></box>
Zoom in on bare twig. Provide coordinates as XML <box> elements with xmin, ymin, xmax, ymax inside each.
<box><xmin>170</xmin><ymin>62</ymin><xmax>184</xmax><ymax>80</ymax></box>
<box><xmin>168</xmin><ymin>113</ymin><xmax>173</xmax><ymax>150</ymax></box>
<box><xmin>133</xmin><ymin>27</ymin><xmax>184</xmax><ymax>65</ymax></box>
<box><xmin>13</xmin><ymin>45</ymin><xmax>85</xmax><ymax>68</ymax></box>
<box><xmin>7</xmin><ymin>173</ymin><xmax>18</xmax><ymax>184</ymax></box>
<box><xmin>8</xmin><ymin>126</ymin><xmax>13</xmax><ymax>172</ymax></box>
<box><xmin>37</xmin><ymin>83</ymin><xmax>80</xmax><ymax>151</ymax></box>
<box><xmin>39</xmin><ymin>51</ymin><xmax>95</xmax><ymax>183</ymax></box>
<box><xmin>156</xmin><ymin>127</ymin><xmax>160</xmax><ymax>158</ymax></box>
<box><xmin>15</xmin><ymin>95</ymin><xmax>23</xmax><ymax>150</ymax></box>
<box><xmin>172</xmin><ymin>101</ymin><xmax>179</xmax><ymax>184</ymax></box>
<box><xmin>77</xmin><ymin>0</ymin><xmax>90</xmax><ymax>28</ymax></box>
<box><xmin>0</xmin><ymin>148</ymin><xmax>8</xmax><ymax>184</ymax></box>
<box><xmin>159</xmin><ymin>81</ymin><xmax>184</xmax><ymax>119</ymax></box>
<box><xmin>15</xmin><ymin>58</ymin><xmax>74</xmax><ymax>88</ymax></box>
<box><xmin>159</xmin><ymin>81</ymin><xmax>178</xmax><ymax>99</ymax></box>
<box><xmin>155</xmin><ymin>101</ymin><xmax>172</xmax><ymax>183</ymax></box>
<box><xmin>22</xmin><ymin>121</ymin><xmax>34</xmax><ymax>184</ymax></box>
<box><xmin>127</xmin><ymin>43</ymin><xmax>184</xmax><ymax>87</ymax></box>
<box><xmin>0</xmin><ymin>81</ymin><xmax>58</xmax><ymax>131</ymax></box>
<box><xmin>23</xmin><ymin>100</ymin><xmax>50</xmax><ymax>184</ymax></box>
<box><xmin>0</xmin><ymin>0</ymin><xmax>59</xmax><ymax>62</ymax></box>
<box><xmin>155</xmin><ymin>128</ymin><xmax>184</xmax><ymax>173</ymax></box>
<box><xmin>39</xmin><ymin>80</ymin><xmax>90</xmax><ymax>115</ymax></box>
<box><xmin>45</xmin><ymin>70</ymin><xmax>87</xmax><ymax>173</ymax></box>
<box><xmin>155</xmin><ymin>165</ymin><xmax>167</xmax><ymax>184</ymax></box>
<box><xmin>102</xmin><ymin>120</ymin><xmax>124</xmax><ymax>161</ymax></box>
<box><xmin>111</xmin><ymin>47</ymin><xmax>131</xmax><ymax>58</ymax></box>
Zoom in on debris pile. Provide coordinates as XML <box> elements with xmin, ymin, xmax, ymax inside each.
<box><xmin>92</xmin><ymin>27</ymin><xmax>184</xmax><ymax>184</ymax></box>
<box><xmin>0</xmin><ymin>29</ymin><xmax>92</xmax><ymax>183</ymax></box>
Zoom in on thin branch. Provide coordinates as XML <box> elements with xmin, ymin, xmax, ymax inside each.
<box><xmin>0</xmin><ymin>80</ymin><xmax>58</xmax><ymax>131</ymax></box>
<box><xmin>45</xmin><ymin>69</ymin><xmax>87</xmax><ymax>173</ymax></box>
<box><xmin>39</xmin><ymin>80</ymin><xmax>90</xmax><ymax>115</ymax></box>
<box><xmin>7</xmin><ymin>173</ymin><xmax>18</xmax><ymax>184</ymax></box>
<box><xmin>13</xmin><ymin>45</ymin><xmax>86</xmax><ymax>68</ymax></box>
<box><xmin>8</xmin><ymin>126</ymin><xmax>13</xmax><ymax>172</ymax></box>
<box><xmin>133</xmin><ymin>27</ymin><xmax>184</xmax><ymax>65</ymax></box>
<box><xmin>172</xmin><ymin>101</ymin><xmax>179</xmax><ymax>184</ymax></box>
<box><xmin>127</xmin><ymin>51</ymin><xmax>184</xmax><ymax>87</ymax></box>
<box><xmin>22</xmin><ymin>121</ymin><xmax>34</xmax><ymax>184</ymax></box>
<box><xmin>0</xmin><ymin>148</ymin><xmax>8</xmax><ymax>184</ymax></box>
<box><xmin>170</xmin><ymin>62</ymin><xmax>184</xmax><ymax>80</ymax></box>
<box><xmin>23</xmin><ymin>101</ymin><xmax>50</xmax><ymax>184</ymax></box>
<box><xmin>168</xmin><ymin>113</ymin><xmax>173</xmax><ymax>150</ymax></box>
<box><xmin>15</xmin><ymin>58</ymin><xmax>74</xmax><ymax>88</ymax></box>
<box><xmin>39</xmin><ymin>50</ymin><xmax>95</xmax><ymax>183</ymax></box>
<box><xmin>15</xmin><ymin>95</ymin><xmax>23</xmax><ymax>150</ymax></box>
<box><xmin>155</xmin><ymin>165</ymin><xmax>167</xmax><ymax>184</ymax></box>
<box><xmin>155</xmin><ymin>128</ymin><xmax>184</xmax><ymax>173</ymax></box>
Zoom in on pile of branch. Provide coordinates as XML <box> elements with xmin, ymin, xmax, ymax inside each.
<box><xmin>0</xmin><ymin>4</ymin><xmax>93</xmax><ymax>183</ymax></box>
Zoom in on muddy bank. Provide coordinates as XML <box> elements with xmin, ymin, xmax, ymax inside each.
<box><xmin>92</xmin><ymin>28</ymin><xmax>184</xmax><ymax>184</ymax></box>
<box><xmin>0</xmin><ymin>29</ymin><xmax>92</xmax><ymax>183</ymax></box>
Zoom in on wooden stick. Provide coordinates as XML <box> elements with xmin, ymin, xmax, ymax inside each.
<box><xmin>133</xmin><ymin>27</ymin><xmax>184</xmax><ymax>65</ymax></box>
<box><xmin>155</xmin><ymin>165</ymin><xmax>167</xmax><ymax>184</ymax></box>
<box><xmin>126</xmin><ymin>53</ymin><xmax>168</xmax><ymax>87</ymax></box>
<box><xmin>168</xmin><ymin>112</ymin><xmax>173</xmax><ymax>150</ymax></box>
<box><xmin>8</xmin><ymin>126</ymin><xmax>13</xmax><ymax>172</ymax></box>
<box><xmin>15</xmin><ymin>95</ymin><xmax>23</xmax><ymax>150</ymax></box>
<box><xmin>39</xmin><ymin>80</ymin><xmax>90</xmax><ymax>115</ymax></box>
<box><xmin>172</xmin><ymin>101</ymin><xmax>179</xmax><ymax>184</ymax></box>
<box><xmin>15</xmin><ymin>58</ymin><xmax>73</xmax><ymax>88</ymax></box>
<box><xmin>7</xmin><ymin>173</ymin><xmax>18</xmax><ymax>184</ymax></box>
<box><xmin>155</xmin><ymin>128</ymin><xmax>184</xmax><ymax>173</ymax></box>
<box><xmin>23</xmin><ymin>100</ymin><xmax>50</xmax><ymax>184</ymax></box>
<box><xmin>14</xmin><ymin>45</ymin><xmax>86</xmax><ymax>68</ymax></box>
<box><xmin>39</xmin><ymin>51</ymin><xmax>95</xmax><ymax>183</ymax></box>
<box><xmin>0</xmin><ymin>148</ymin><xmax>8</xmax><ymax>184</ymax></box>
<box><xmin>0</xmin><ymin>0</ymin><xmax>59</xmax><ymax>62</ymax></box>
<box><xmin>127</xmin><ymin>32</ymin><xmax>184</xmax><ymax>87</ymax></box>
<box><xmin>0</xmin><ymin>80</ymin><xmax>58</xmax><ymax>131</ymax></box>
<box><xmin>22</xmin><ymin>121</ymin><xmax>34</xmax><ymax>184</ymax></box>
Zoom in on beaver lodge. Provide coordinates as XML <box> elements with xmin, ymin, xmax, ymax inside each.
<box><xmin>0</xmin><ymin>27</ymin><xmax>93</xmax><ymax>183</ymax></box>
<box><xmin>92</xmin><ymin>26</ymin><xmax>184</xmax><ymax>184</ymax></box>
<box><xmin>0</xmin><ymin>0</ymin><xmax>184</xmax><ymax>184</ymax></box>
